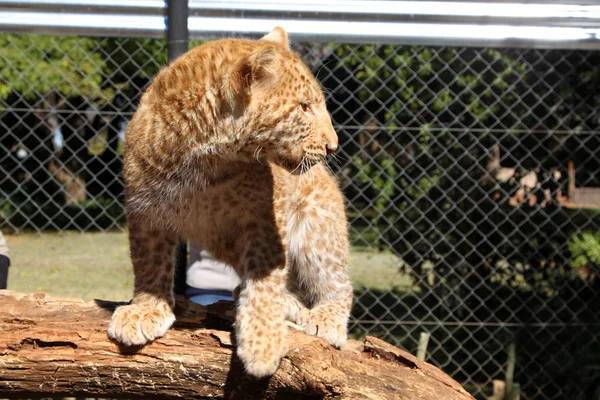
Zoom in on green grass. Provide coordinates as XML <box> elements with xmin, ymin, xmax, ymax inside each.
<box><xmin>5</xmin><ymin>231</ymin><xmax>133</xmax><ymax>301</ymax></box>
<box><xmin>4</xmin><ymin>231</ymin><xmax>413</xmax><ymax>301</ymax></box>
<box><xmin>349</xmin><ymin>246</ymin><xmax>413</xmax><ymax>292</ymax></box>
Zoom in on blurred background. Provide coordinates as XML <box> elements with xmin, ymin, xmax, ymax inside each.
<box><xmin>0</xmin><ymin>1</ymin><xmax>599</xmax><ymax>399</ymax></box>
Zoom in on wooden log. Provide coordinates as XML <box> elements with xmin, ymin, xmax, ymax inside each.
<box><xmin>0</xmin><ymin>290</ymin><xmax>474</xmax><ymax>400</ymax></box>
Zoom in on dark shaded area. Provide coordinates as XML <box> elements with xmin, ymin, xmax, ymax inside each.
<box><xmin>322</xmin><ymin>46</ymin><xmax>600</xmax><ymax>399</ymax></box>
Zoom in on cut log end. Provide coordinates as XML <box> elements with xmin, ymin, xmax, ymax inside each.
<box><xmin>0</xmin><ymin>290</ymin><xmax>474</xmax><ymax>400</ymax></box>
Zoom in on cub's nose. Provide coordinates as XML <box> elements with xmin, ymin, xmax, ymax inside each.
<box><xmin>326</xmin><ymin>144</ymin><xmax>337</xmax><ymax>155</ymax></box>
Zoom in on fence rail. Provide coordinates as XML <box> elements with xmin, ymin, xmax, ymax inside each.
<box><xmin>1</xmin><ymin>0</ymin><xmax>600</xmax><ymax>48</ymax></box>
<box><xmin>0</xmin><ymin>2</ymin><xmax>599</xmax><ymax>400</ymax></box>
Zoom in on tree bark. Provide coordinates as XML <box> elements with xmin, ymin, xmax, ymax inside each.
<box><xmin>0</xmin><ymin>290</ymin><xmax>474</xmax><ymax>400</ymax></box>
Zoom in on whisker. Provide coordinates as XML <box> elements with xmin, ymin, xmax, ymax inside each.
<box><xmin>329</xmin><ymin>154</ymin><xmax>341</xmax><ymax>165</ymax></box>
<box><xmin>290</xmin><ymin>157</ymin><xmax>304</xmax><ymax>175</ymax></box>
<box><xmin>315</xmin><ymin>56</ymin><xmax>336</xmax><ymax>83</ymax></box>
<box><xmin>302</xmin><ymin>158</ymin><xmax>307</xmax><ymax>174</ymax></box>
<box><xmin>331</xmin><ymin>152</ymin><xmax>345</xmax><ymax>162</ymax></box>
<box><xmin>323</xmin><ymin>158</ymin><xmax>335</xmax><ymax>176</ymax></box>
<box><xmin>296</xmin><ymin>156</ymin><xmax>307</xmax><ymax>191</ymax></box>
<box><xmin>254</xmin><ymin>146</ymin><xmax>263</xmax><ymax>162</ymax></box>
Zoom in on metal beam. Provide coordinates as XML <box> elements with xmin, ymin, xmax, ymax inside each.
<box><xmin>0</xmin><ymin>0</ymin><xmax>598</xmax><ymax>49</ymax></box>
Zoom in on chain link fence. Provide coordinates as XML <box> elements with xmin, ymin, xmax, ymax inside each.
<box><xmin>1</xmin><ymin>30</ymin><xmax>599</xmax><ymax>400</ymax></box>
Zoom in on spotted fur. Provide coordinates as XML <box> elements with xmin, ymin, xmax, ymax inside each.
<box><xmin>107</xmin><ymin>27</ymin><xmax>353</xmax><ymax>378</ymax></box>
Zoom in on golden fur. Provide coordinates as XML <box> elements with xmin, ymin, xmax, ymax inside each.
<box><xmin>108</xmin><ymin>27</ymin><xmax>353</xmax><ymax>377</ymax></box>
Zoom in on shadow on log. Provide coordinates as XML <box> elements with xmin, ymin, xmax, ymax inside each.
<box><xmin>0</xmin><ymin>290</ymin><xmax>474</xmax><ymax>400</ymax></box>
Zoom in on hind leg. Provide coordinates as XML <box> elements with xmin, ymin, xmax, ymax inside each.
<box><xmin>108</xmin><ymin>217</ymin><xmax>177</xmax><ymax>346</ymax></box>
<box><xmin>291</xmin><ymin>211</ymin><xmax>353</xmax><ymax>348</ymax></box>
<box><xmin>300</xmin><ymin>261</ymin><xmax>353</xmax><ymax>348</ymax></box>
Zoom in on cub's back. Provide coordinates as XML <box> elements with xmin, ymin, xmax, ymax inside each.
<box><xmin>142</xmin><ymin>39</ymin><xmax>257</xmax><ymax>106</ymax></box>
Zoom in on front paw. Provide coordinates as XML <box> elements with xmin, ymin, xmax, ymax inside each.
<box><xmin>235</xmin><ymin>314</ymin><xmax>289</xmax><ymax>378</ymax></box>
<box><xmin>108</xmin><ymin>302</ymin><xmax>175</xmax><ymax>346</ymax></box>
<box><xmin>236</xmin><ymin>334</ymin><xmax>289</xmax><ymax>378</ymax></box>
<box><xmin>236</xmin><ymin>346</ymin><xmax>283</xmax><ymax>378</ymax></box>
<box><xmin>305</xmin><ymin>305</ymin><xmax>348</xmax><ymax>348</ymax></box>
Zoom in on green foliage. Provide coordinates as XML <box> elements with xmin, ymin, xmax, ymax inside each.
<box><xmin>334</xmin><ymin>45</ymin><xmax>526</xmax><ymax>129</ymax></box>
<box><xmin>569</xmin><ymin>231</ymin><xmax>600</xmax><ymax>269</ymax></box>
<box><xmin>334</xmin><ymin>46</ymin><xmax>528</xmax><ymax>240</ymax></box>
<box><xmin>100</xmin><ymin>37</ymin><xmax>168</xmax><ymax>83</ymax></box>
<box><xmin>331</xmin><ymin>43</ymin><xmax>600</xmax><ymax>298</ymax></box>
<box><xmin>0</xmin><ymin>34</ymin><xmax>171</xmax><ymax>102</ymax></box>
<box><xmin>352</xmin><ymin>154</ymin><xmax>398</xmax><ymax>247</ymax></box>
<box><xmin>0</xmin><ymin>34</ymin><xmax>107</xmax><ymax>100</ymax></box>
<box><xmin>489</xmin><ymin>259</ymin><xmax>572</xmax><ymax>297</ymax></box>
<box><xmin>0</xmin><ymin>34</ymin><xmax>170</xmax><ymax>230</ymax></box>
<box><xmin>336</xmin><ymin>45</ymin><xmax>522</xmax><ymax>249</ymax></box>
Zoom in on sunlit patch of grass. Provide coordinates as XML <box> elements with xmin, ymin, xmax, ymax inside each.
<box><xmin>4</xmin><ymin>231</ymin><xmax>413</xmax><ymax>301</ymax></box>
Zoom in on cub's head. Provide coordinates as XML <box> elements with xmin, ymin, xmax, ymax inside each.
<box><xmin>226</xmin><ymin>27</ymin><xmax>337</xmax><ymax>172</ymax></box>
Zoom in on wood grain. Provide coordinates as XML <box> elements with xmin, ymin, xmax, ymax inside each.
<box><xmin>0</xmin><ymin>290</ymin><xmax>474</xmax><ymax>400</ymax></box>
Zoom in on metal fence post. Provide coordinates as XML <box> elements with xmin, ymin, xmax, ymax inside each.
<box><xmin>168</xmin><ymin>0</ymin><xmax>190</xmax><ymax>295</ymax></box>
<box><xmin>168</xmin><ymin>0</ymin><xmax>189</xmax><ymax>61</ymax></box>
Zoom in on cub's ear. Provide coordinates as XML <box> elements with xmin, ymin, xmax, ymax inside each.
<box><xmin>248</xmin><ymin>44</ymin><xmax>279</xmax><ymax>89</ymax></box>
<box><xmin>222</xmin><ymin>44</ymin><xmax>279</xmax><ymax>112</ymax></box>
<box><xmin>260</xmin><ymin>26</ymin><xmax>289</xmax><ymax>50</ymax></box>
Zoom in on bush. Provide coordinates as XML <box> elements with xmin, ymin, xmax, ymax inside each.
<box><xmin>0</xmin><ymin>196</ymin><xmax>126</xmax><ymax>232</ymax></box>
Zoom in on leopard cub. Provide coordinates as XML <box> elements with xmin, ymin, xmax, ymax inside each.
<box><xmin>108</xmin><ymin>26</ymin><xmax>353</xmax><ymax>378</ymax></box>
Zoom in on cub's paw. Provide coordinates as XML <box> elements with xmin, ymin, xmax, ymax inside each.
<box><xmin>108</xmin><ymin>302</ymin><xmax>175</xmax><ymax>346</ymax></box>
<box><xmin>305</xmin><ymin>305</ymin><xmax>348</xmax><ymax>348</ymax></box>
<box><xmin>236</xmin><ymin>347</ymin><xmax>284</xmax><ymax>378</ymax></box>
<box><xmin>236</xmin><ymin>327</ymin><xmax>289</xmax><ymax>378</ymax></box>
<box><xmin>286</xmin><ymin>302</ymin><xmax>310</xmax><ymax>327</ymax></box>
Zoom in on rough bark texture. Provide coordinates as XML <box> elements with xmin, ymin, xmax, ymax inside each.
<box><xmin>0</xmin><ymin>290</ymin><xmax>474</xmax><ymax>400</ymax></box>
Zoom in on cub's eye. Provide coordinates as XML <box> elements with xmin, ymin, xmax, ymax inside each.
<box><xmin>300</xmin><ymin>102</ymin><xmax>313</xmax><ymax>114</ymax></box>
